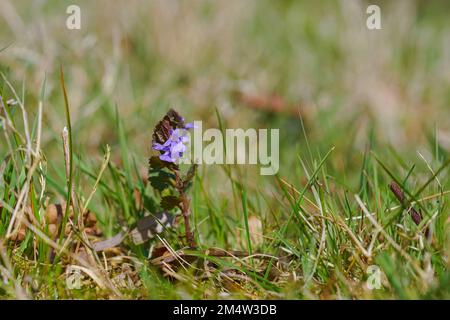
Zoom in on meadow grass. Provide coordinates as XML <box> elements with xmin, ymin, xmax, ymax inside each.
<box><xmin>0</xmin><ymin>0</ymin><xmax>449</xmax><ymax>299</ymax></box>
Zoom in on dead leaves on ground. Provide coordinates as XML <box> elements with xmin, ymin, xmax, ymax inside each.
<box><xmin>6</xmin><ymin>201</ymin><xmax>292</xmax><ymax>298</ymax></box>
<box><xmin>9</xmin><ymin>202</ymin><xmax>102</xmax><ymax>242</ymax></box>
<box><xmin>149</xmin><ymin>246</ymin><xmax>292</xmax><ymax>298</ymax></box>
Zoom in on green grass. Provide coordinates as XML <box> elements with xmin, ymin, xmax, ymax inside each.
<box><xmin>0</xmin><ymin>0</ymin><xmax>449</xmax><ymax>299</ymax></box>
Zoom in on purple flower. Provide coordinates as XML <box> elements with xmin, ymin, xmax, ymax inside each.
<box><xmin>152</xmin><ymin>128</ymin><xmax>191</xmax><ymax>163</ymax></box>
<box><xmin>184</xmin><ymin>122</ymin><xmax>197</xmax><ymax>129</ymax></box>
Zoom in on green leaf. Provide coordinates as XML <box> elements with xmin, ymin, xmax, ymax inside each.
<box><xmin>149</xmin><ymin>156</ymin><xmax>174</xmax><ymax>170</ymax></box>
<box><xmin>148</xmin><ymin>169</ymin><xmax>176</xmax><ymax>192</ymax></box>
<box><xmin>161</xmin><ymin>195</ymin><xmax>181</xmax><ymax>210</ymax></box>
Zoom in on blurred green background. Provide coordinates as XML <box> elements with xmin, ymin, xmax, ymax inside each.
<box><xmin>1</xmin><ymin>0</ymin><xmax>449</xmax><ymax>169</ymax></box>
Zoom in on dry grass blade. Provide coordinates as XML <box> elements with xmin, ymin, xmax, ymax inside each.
<box><xmin>354</xmin><ymin>195</ymin><xmax>427</xmax><ymax>279</ymax></box>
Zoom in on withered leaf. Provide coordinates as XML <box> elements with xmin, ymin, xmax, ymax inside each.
<box><xmin>92</xmin><ymin>231</ymin><xmax>127</xmax><ymax>251</ymax></box>
<box><xmin>130</xmin><ymin>212</ymin><xmax>176</xmax><ymax>245</ymax></box>
<box><xmin>165</xmin><ymin>109</ymin><xmax>185</xmax><ymax>128</ymax></box>
<box><xmin>93</xmin><ymin>212</ymin><xmax>176</xmax><ymax>250</ymax></box>
<box><xmin>152</xmin><ymin>108</ymin><xmax>185</xmax><ymax>145</ymax></box>
<box><xmin>152</xmin><ymin>118</ymin><xmax>172</xmax><ymax>145</ymax></box>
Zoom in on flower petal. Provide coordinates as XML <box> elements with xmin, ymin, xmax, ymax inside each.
<box><xmin>152</xmin><ymin>142</ymin><xmax>165</xmax><ymax>151</ymax></box>
<box><xmin>170</xmin><ymin>141</ymin><xmax>186</xmax><ymax>155</ymax></box>
<box><xmin>160</xmin><ymin>152</ymin><xmax>175</xmax><ymax>163</ymax></box>
<box><xmin>184</xmin><ymin>122</ymin><xmax>197</xmax><ymax>129</ymax></box>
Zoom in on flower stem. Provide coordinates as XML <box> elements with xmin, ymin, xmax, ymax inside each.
<box><xmin>181</xmin><ymin>195</ymin><xmax>195</xmax><ymax>248</ymax></box>
<box><xmin>174</xmin><ymin>169</ymin><xmax>196</xmax><ymax>248</ymax></box>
